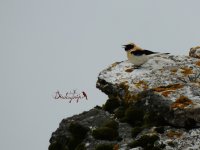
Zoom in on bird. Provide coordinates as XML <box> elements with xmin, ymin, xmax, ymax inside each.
<box><xmin>122</xmin><ymin>42</ymin><xmax>169</xmax><ymax>68</ymax></box>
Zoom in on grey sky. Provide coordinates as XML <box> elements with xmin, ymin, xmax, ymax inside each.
<box><xmin>1</xmin><ymin>0</ymin><xmax>200</xmax><ymax>150</ymax></box>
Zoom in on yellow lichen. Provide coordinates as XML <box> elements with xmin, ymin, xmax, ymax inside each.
<box><xmin>166</xmin><ymin>130</ymin><xmax>182</xmax><ymax>138</ymax></box>
<box><xmin>135</xmin><ymin>80</ymin><xmax>148</xmax><ymax>90</ymax></box>
<box><xmin>119</xmin><ymin>81</ymin><xmax>129</xmax><ymax>89</ymax></box>
<box><xmin>112</xmin><ymin>62</ymin><xmax>120</xmax><ymax>67</ymax></box>
<box><xmin>170</xmin><ymin>68</ymin><xmax>178</xmax><ymax>73</ymax></box>
<box><xmin>171</xmin><ymin>96</ymin><xmax>193</xmax><ymax>109</ymax></box>
<box><xmin>118</xmin><ymin>82</ymin><xmax>137</xmax><ymax>103</ymax></box>
<box><xmin>113</xmin><ymin>144</ymin><xmax>119</xmax><ymax>150</ymax></box>
<box><xmin>195</xmin><ymin>61</ymin><xmax>200</xmax><ymax>67</ymax></box>
<box><xmin>181</xmin><ymin>67</ymin><xmax>193</xmax><ymax>76</ymax></box>
<box><xmin>153</xmin><ymin>84</ymin><xmax>184</xmax><ymax>98</ymax></box>
<box><xmin>161</xmin><ymin>90</ymin><xmax>174</xmax><ymax>97</ymax></box>
<box><xmin>153</xmin><ymin>84</ymin><xmax>184</xmax><ymax>92</ymax></box>
<box><xmin>125</xmin><ymin>68</ymin><xmax>134</xmax><ymax>73</ymax></box>
<box><xmin>107</xmin><ymin>62</ymin><xmax>120</xmax><ymax>71</ymax></box>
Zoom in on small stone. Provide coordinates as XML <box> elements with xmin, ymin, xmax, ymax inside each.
<box><xmin>189</xmin><ymin>46</ymin><xmax>200</xmax><ymax>58</ymax></box>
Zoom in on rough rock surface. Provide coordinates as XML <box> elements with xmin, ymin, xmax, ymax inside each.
<box><xmin>49</xmin><ymin>54</ymin><xmax>200</xmax><ymax>150</ymax></box>
<box><xmin>49</xmin><ymin>108</ymin><xmax>133</xmax><ymax>150</ymax></box>
<box><xmin>97</xmin><ymin>55</ymin><xmax>200</xmax><ymax>127</ymax></box>
<box><xmin>189</xmin><ymin>46</ymin><xmax>200</xmax><ymax>59</ymax></box>
<box><xmin>49</xmin><ymin>108</ymin><xmax>200</xmax><ymax>150</ymax></box>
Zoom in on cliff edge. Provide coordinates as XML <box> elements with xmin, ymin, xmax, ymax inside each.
<box><xmin>49</xmin><ymin>51</ymin><xmax>200</xmax><ymax>150</ymax></box>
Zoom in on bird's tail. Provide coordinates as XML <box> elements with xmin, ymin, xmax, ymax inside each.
<box><xmin>148</xmin><ymin>52</ymin><xmax>170</xmax><ymax>58</ymax></box>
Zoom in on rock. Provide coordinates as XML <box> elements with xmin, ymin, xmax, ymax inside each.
<box><xmin>49</xmin><ymin>54</ymin><xmax>200</xmax><ymax>150</ymax></box>
<box><xmin>189</xmin><ymin>46</ymin><xmax>200</xmax><ymax>59</ymax></box>
<box><xmin>97</xmin><ymin>55</ymin><xmax>200</xmax><ymax>127</ymax></box>
<box><xmin>49</xmin><ymin>108</ymin><xmax>133</xmax><ymax>150</ymax></box>
<box><xmin>49</xmin><ymin>107</ymin><xmax>200</xmax><ymax>150</ymax></box>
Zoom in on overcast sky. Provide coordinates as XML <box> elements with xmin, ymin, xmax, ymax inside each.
<box><xmin>1</xmin><ymin>0</ymin><xmax>200</xmax><ymax>150</ymax></box>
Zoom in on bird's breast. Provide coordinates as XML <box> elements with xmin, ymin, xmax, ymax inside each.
<box><xmin>127</xmin><ymin>52</ymin><xmax>148</xmax><ymax>66</ymax></box>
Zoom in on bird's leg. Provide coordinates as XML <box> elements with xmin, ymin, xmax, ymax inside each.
<box><xmin>133</xmin><ymin>65</ymin><xmax>141</xmax><ymax>69</ymax></box>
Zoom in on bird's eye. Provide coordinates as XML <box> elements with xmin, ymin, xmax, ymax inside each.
<box><xmin>123</xmin><ymin>44</ymin><xmax>134</xmax><ymax>51</ymax></box>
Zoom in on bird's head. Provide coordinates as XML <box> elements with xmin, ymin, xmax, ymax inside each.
<box><xmin>122</xmin><ymin>42</ymin><xmax>142</xmax><ymax>52</ymax></box>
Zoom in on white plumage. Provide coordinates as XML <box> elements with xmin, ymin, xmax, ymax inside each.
<box><xmin>123</xmin><ymin>43</ymin><xmax>169</xmax><ymax>68</ymax></box>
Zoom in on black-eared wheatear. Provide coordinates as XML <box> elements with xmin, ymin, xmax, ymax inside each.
<box><xmin>123</xmin><ymin>43</ymin><xmax>169</xmax><ymax>68</ymax></box>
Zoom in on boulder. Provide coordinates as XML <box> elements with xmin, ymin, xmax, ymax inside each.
<box><xmin>49</xmin><ymin>108</ymin><xmax>200</xmax><ymax>150</ymax></box>
<box><xmin>97</xmin><ymin>55</ymin><xmax>200</xmax><ymax>127</ymax></box>
<box><xmin>49</xmin><ymin>54</ymin><xmax>200</xmax><ymax>150</ymax></box>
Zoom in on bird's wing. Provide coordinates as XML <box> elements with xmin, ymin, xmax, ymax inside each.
<box><xmin>131</xmin><ymin>50</ymin><xmax>157</xmax><ymax>56</ymax></box>
<box><xmin>144</xmin><ymin>50</ymin><xmax>170</xmax><ymax>55</ymax></box>
<box><xmin>142</xmin><ymin>50</ymin><xmax>158</xmax><ymax>55</ymax></box>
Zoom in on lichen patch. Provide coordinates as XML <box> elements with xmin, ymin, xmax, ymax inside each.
<box><xmin>119</xmin><ymin>81</ymin><xmax>129</xmax><ymax>89</ymax></box>
<box><xmin>153</xmin><ymin>84</ymin><xmax>184</xmax><ymax>92</ymax></box>
<box><xmin>180</xmin><ymin>67</ymin><xmax>193</xmax><ymax>76</ymax></box>
<box><xmin>170</xmin><ymin>68</ymin><xmax>178</xmax><ymax>72</ymax></box>
<box><xmin>118</xmin><ymin>82</ymin><xmax>138</xmax><ymax>102</ymax></box>
<box><xmin>161</xmin><ymin>90</ymin><xmax>174</xmax><ymax>97</ymax></box>
<box><xmin>125</xmin><ymin>68</ymin><xmax>134</xmax><ymax>73</ymax></box>
<box><xmin>113</xmin><ymin>144</ymin><xmax>119</xmax><ymax>150</ymax></box>
<box><xmin>134</xmin><ymin>80</ymin><xmax>148</xmax><ymax>90</ymax></box>
<box><xmin>171</xmin><ymin>96</ymin><xmax>193</xmax><ymax>109</ymax></box>
<box><xmin>195</xmin><ymin>61</ymin><xmax>200</xmax><ymax>67</ymax></box>
<box><xmin>107</xmin><ymin>62</ymin><xmax>121</xmax><ymax>71</ymax></box>
<box><xmin>97</xmin><ymin>55</ymin><xmax>200</xmax><ymax>127</ymax></box>
<box><xmin>170</xmin><ymin>68</ymin><xmax>178</xmax><ymax>75</ymax></box>
<box><xmin>166</xmin><ymin>130</ymin><xmax>183</xmax><ymax>138</ymax></box>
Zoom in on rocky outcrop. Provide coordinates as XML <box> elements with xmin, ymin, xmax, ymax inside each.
<box><xmin>49</xmin><ymin>106</ymin><xmax>200</xmax><ymax>150</ymax></box>
<box><xmin>49</xmin><ymin>108</ymin><xmax>133</xmax><ymax>150</ymax></box>
<box><xmin>97</xmin><ymin>55</ymin><xmax>200</xmax><ymax>127</ymax></box>
<box><xmin>49</xmin><ymin>54</ymin><xmax>200</xmax><ymax>150</ymax></box>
